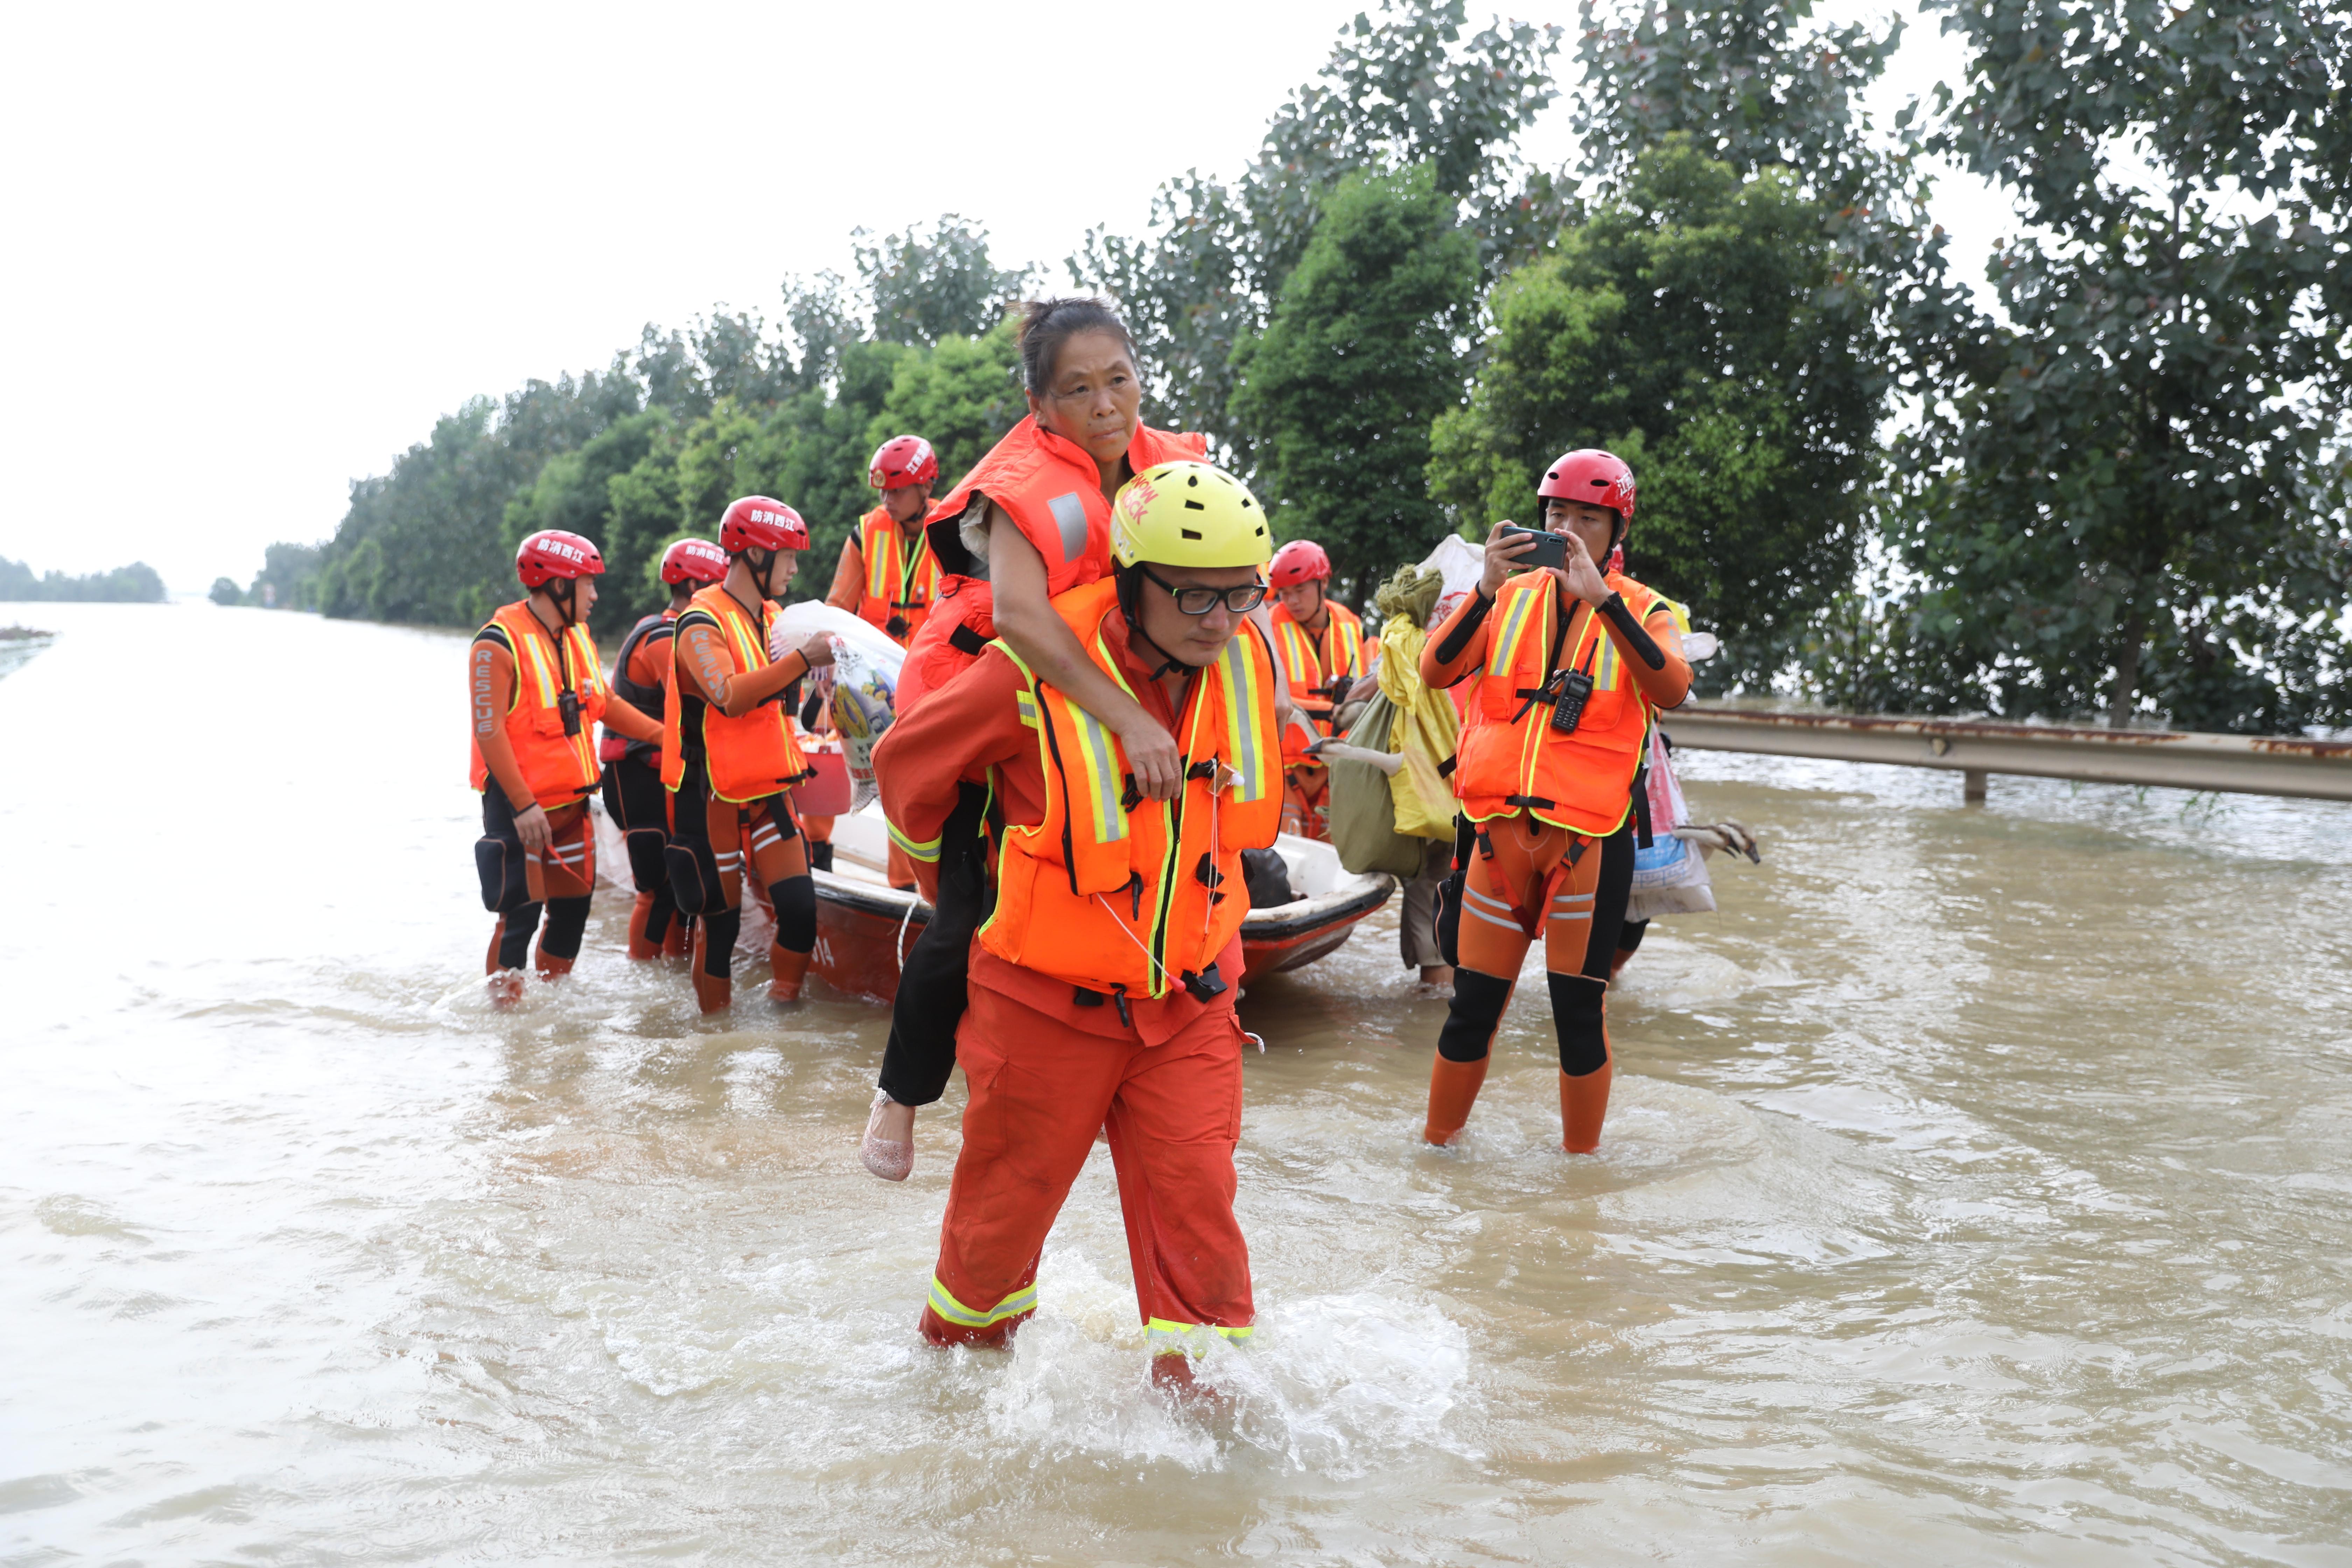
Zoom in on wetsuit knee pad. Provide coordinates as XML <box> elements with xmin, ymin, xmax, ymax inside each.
<box><xmin>772</xmin><ymin>874</ymin><xmax>816</xmax><ymax>953</ymax></box>
<box><xmin>540</xmin><ymin>895</ymin><xmax>592</xmax><ymax>961</ymax></box>
<box><xmin>622</xmin><ymin>828</ymin><xmax>668</xmax><ymax>893</ymax></box>
<box><xmin>700</xmin><ymin>908</ymin><xmax>742</xmax><ymax>978</ymax></box>
<box><xmin>664</xmin><ymin>835</ymin><xmax>726</xmax><ymax>916</ymax></box>
<box><xmin>1548</xmin><ymin>970</ymin><xmax>1608</xmax><ymax>1077</ymax></box>
<box><xmin>1437</xmin><ymin>968</ymin><xmax>1513</xmax><ymax>1062</ymax></box>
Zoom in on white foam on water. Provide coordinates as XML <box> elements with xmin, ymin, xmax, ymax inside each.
<box><xmin>980</xmin><ymin>1247</ymin><xmax>1476</xmax><ymax>1477</ymax></box>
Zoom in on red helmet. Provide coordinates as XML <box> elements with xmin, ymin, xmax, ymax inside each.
<box><xmin>1268</xmin><ymin>539</ymin><xmax>1333</xmax><ymax>589</ymax></box>
<box><xmin>718</xmin><ymin>496</ymin><xmax>808</xmax><ymax>554</ymax></box>
<box><xmin>516</xmin><ymin>529</ymin><xmax>603</xmax><ymax>588</ymax></box>
<box><xmin>660</xmin><ymin>537</ymin><xmax>728</xmax><ymax>584</ymax></box>
<box><xmin>1538</xmin><ymin>449</ymin><xmax>1637</xmax><ymax>522</ymax></box>
<box><xmin>868</xmin><ymin>435</ymin><xmax>939</xmax><ymax>491</ymax></box>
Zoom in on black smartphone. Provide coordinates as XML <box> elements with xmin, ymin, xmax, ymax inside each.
<box><xmin>1500</xmin><ymin>524</ymin><xmax>1566</xmax><ymax>572</ymax></box>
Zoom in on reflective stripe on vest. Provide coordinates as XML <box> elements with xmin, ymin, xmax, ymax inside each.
<box><xmin>979</xmin><ymin>580</ymin><xmax>1282</xmax><ymax>999</ymax></box>
<box><xmin>1454</xmin><ymin>570</ymin><xmax>1670</xmax><ymax>838</ymax></box>
<box><xmin>665</xmin><ymin>586</ymin><xmax>808</xmax><ymax>803</ymax></box>
<box><xmin>858</xmin><ymin>508</ymin><xmax>938</xmax><ymax>634</ymax></box>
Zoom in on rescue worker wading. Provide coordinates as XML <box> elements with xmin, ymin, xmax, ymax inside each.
<box><xmin>1418</xmin><ymin>450</ymin><xmax>1691</xmax><ymax>1155</ymax></box>
<box><xmin>1266</xmin><ymin>539</ymin><xmax>1367</xmax><ymax>841</ymax></box>
<box><xmin>602</xmin><ymin>537</ymin><xmax>728</xmax><ymax>959</ymax></box>
<box><xmin>826</xmin><ymin>435</ymin><xmax>940</xmax><ymax>647</ymax></box>
<box><xmin>875</xmin><ymin>460</ymin><xmax>1279</xmax><ymax>1390</ymax></box>
<box><xmin>663</xmin><ymin>497</ymin><xmax>835</xmax><ymax>1014</ymax></box>
<box><xmin>859</xmin><ymin>297</ymin><xmax>1231</xmax><ymax>1183</ymax></box>
<box><xmin>469</xmin><ymin>529</ymin><xmax>663</xmax><ymax>1007</ymax></box>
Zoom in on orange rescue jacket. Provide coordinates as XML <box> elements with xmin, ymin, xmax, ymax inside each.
<box><xmin>1453</xmin><ymin>571</ymin><xmax>1674</xmax><ymax>838</ymax></box>
<box><xmin>899</xmin><ymin>416</ymin><xmax>1208</xmax><ymax>716</ymax></box>
<box><xmin>1269</xmin><ymin>598</ymin><xmax>1367</xmax><ymax>762</ymax></box>
<box><xmin>661</xmin><ymin>585</ymin><xmax>811</xmax><ymax>803</ymax></box>
<box><xmin>470</xmin><ymin>600</ymin><xmax>609</xmax><ymax>808</ymax></box>
<box><xmin>853</xmin><ymin>505</ymin><xmax>939</xmax><ymax>644</ymax></box>
<box><xmin>979</xmin><ymin>579</ymin><xmax>1282</xmax><ymax>1000</ymax></box>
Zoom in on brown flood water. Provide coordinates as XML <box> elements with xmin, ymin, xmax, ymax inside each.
<box><xmin>4</xmin><ymin>602</ymin><xmax>2350</xmax><ymax>1565</ymax></box>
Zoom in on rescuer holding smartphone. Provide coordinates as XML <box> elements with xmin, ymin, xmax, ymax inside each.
<box><xmin>1416</xmin><ymin>450</ymin><xmax>1692</xmax><ymax>1155</ymax></box>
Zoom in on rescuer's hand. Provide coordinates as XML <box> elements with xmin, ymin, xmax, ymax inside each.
<box><xmin>1560</xmin><ymin>527</ymin><xmax>1611</xmax><ymax>608</ymax></box>
<box><xmin>1118</xmin><ymin>711</ymin><xmax>1184</xmax><ymax>801</ymax></box>
<box><xmin>514</xmin><ymin>802</ymin><xmax>552</xmax><ymax>854</ymax></box>
<box><xmin>1479</xmin><ymin>520</ymin><xmax>1538</xmax><ymax>598</ymax></box>
<box><xmin>798</xmin><ymin>632</ymin><xmax>836</xmax><ymax>669</ymax></box>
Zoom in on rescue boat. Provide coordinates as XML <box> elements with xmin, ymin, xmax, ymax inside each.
<box><xmin>805</xmin><ymin>806</ymin><xmax>1397</xmax><ymax>1005</ymax></box>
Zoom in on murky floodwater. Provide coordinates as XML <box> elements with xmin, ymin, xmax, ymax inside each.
<box><xmin>5</xmin><ymin>601</ymin><xmax>2350</xmax><ymax>1565</ymax></box>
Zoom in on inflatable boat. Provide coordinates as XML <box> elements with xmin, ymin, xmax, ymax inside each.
<box><xmin>809</xmin><ymin>806</ymin><xmax>1395</xmax><ymax>1006</ymax></box>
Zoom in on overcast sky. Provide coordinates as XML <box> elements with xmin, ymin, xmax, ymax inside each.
<box><xmin>0</xmin><ymin>0</ymin><xmax>2006</xmax><ymax>593</ymax></box>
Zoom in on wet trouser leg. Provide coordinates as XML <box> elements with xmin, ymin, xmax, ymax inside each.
<box><xmin>1399</xmin><ymin>837</ymin><xmax>1451</xmax><ymax>972</ymax></box>
<box><xmin>921</xmin><ymin>980</ymin><xmax>1252</xmax><ymax>1360</ymax></box>
<box><xmin>1427</xmin><ymin>813</ymin><xmax>1622</xmax><ymax>1150</ymax></box>
<box><xmin>496</xmin><ymin>904</ymin><xmax>541</xmax><ymax>972</ymax></box>
<box><xmin>745</xmin><ymin>796</ymin><xmax>813</xmax><ymax>1000</ymax></box>
<box><xmin>605</xmin><ymin>757</ymin><xmax>675</xmax><ymax>956</ymax></box>
<box><xmin>878</xmin><ymin>782</ymin><xmax>992</xmax><ymax>1109</ymax></box>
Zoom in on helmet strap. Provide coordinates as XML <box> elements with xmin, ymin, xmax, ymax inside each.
<box><xmin>547</xmin><ymin>577</ymin><xmax>579</xmax><ymax>627</ymax></box>
<box><xmin>1115</xmin><ymin>566</ymin><xmax>1191</xmax><ymax>682</ymax></box>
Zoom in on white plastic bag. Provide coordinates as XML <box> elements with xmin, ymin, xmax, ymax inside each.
<box><xmin>770</xmin><ymin>603</ymin><xmax>906</xmax><ymax>813</ymax></box>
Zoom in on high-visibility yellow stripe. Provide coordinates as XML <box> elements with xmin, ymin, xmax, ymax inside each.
<box><xmin>1144</xmin><ymin>1318</ymin><xmax>1253</xmax><ymax>1357</ymax></box>
<box><xmin>1015</xmin><ymin>691</ymin><xmax>1038</xmax><ymax>729</ymax></box>
<box><xmin>889</xmin><ymin>820</ymin><xmax>942</xmax><ymax>862</ymax></box>
<box><xmin>1273</xmin><ymin>618</ymin><xmax>1318</xmax><ymax>687</ymax></box>
<box><xmin>1216</xmin><ymin>635</ymin><xmax>1272</xmax><ymax>803</ymax></box>
<box><xmin>1069</xmin><ymin>700</ymin><xmax>1127</xmax><ymax>845</ymax></box>
<box><xmin>928</xmin><ymin>1277</ymin><xmax>1037</xmax><ymax>1329</ymax></box>
<box><xmin>865</xmin><ymin>518</ymin><xmax>894</xmax><ymax>604</ymax></box>
<box><xmin>1490</xmin><ymin>579</ymin><xmax>1545</xmax><ymax>683</ymax></box>
<box><xmin>514</xmin><ymin>624</ymin><xmax>559</xmax><ymax>708</ymax></box>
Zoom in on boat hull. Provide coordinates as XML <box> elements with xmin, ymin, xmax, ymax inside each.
<box><xmin>808</xmin><ymin>871</ymin><xmax>1395</xmax><ymax>1006</ymax></box>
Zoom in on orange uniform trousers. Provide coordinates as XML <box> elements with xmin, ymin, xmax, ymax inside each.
<box><xmin>919</xmin><ymin>978</ymin><xmax>1254</xmax><ymax>1358</ymax></box>
<box><xmin>1428</xmin><ymin>812</ymin><xmax>1628</xmax><ymax>1152</ymax></box>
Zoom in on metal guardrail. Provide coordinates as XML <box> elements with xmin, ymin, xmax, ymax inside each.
<box><xmin>1664</xmin><ymin>705</ymin><xmax>2352</xmax><ymax>803</ymax></box>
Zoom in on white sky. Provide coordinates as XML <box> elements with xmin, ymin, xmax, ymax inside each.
<box><xmin>0</xmin><ymin>0</ymin><xmax>2010</xmax><ymax>593</ymax></box>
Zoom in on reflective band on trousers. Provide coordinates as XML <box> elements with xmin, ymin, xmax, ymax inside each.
<box><xmin>1145</xmin><ymin>1318</ymin><xmax>1253</xmax><ymax>1358</ymax></box>
<box><xmin>929</xmin><ymin>1276</ymin><xmax>1038</xmax><ymax>1330</ymax></box>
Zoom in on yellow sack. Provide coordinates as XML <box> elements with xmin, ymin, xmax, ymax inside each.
<box><xmin>1374</xmin><ymin>613</ymin><xmax>1458</xmax><ymax>840</ymax></box>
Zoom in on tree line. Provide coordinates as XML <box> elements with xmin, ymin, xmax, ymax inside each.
<box><xmin>1</xmin><ymin>556</ymin><xmax>166</xmax><ymax>603</ymax></box>
<box><xmin>253</xmin><ymin>0</ymin><xmax>2348</xmax><ymax>734</ymax></box>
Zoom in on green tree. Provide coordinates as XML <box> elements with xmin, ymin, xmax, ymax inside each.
<box><xmin>247</xmin><ymin>542</ymin><xmax>322</xmax><ymax>609</ymax></box>
<box><xmin>1429</xmin><ymin>141</ymin><xmax>1885</xmax><ymax>664</ymax></box>
<box><xmin>858</xmin><ymin>217</ymin><xmax>1031</xmax><ymax>348</ymax></box>
<box><xmin>1230</xmin><ymin>164</ymin><xmax>1478</xmax><ymax>601</ymax></box>
<box><xmin>0</xmin><ymin>558</ymin><xmax>166</xmax><ymax>602</ymax></box>
<box><xmin>209</xmin><ymin>577</ymin><xmax>241</xmax><ymax>606</ymax></box>
<box><xmin>504</xmin><ymin>408</ymin><xmax>675</xmax><ymax>629</ymax></box>
<box><xmin>1073</xmin><ymin>0</ymin><xmax>1561</xmax><ymax>460</ymax></box>
<box><xmin>1885</xmin><ymin>0</ymin><xmax>2352</xmax><ymax>731</ymax></box>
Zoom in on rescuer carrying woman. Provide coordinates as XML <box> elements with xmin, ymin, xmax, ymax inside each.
<box><xmin>874</xmin><ymin>459</ymin><xmax>1279</xmax><ymax>1388</ymax></box>
<box><xmin>858</xmin><ymin>297</ymin><xmax>1227</xmax><ymax>1181</ymax></box>
<box><xmin>1417</xmin><ymin>450</ymin><xmax>1691</xmax><ymax>1154</ymax></box>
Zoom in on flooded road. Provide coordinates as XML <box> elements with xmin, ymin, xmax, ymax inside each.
<box><xmin>5</xmin><ymin>602</ymin><xmax>2350</xmax><ymax>1564</ymax></box>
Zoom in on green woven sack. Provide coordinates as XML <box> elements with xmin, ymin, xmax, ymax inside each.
<box><xmin>1325</xmin><ymin>692</ymin><xmax>1426</xmax><ymax>877</ymax></box>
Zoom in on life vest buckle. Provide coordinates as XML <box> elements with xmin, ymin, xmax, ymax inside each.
<box><xmin>1182</xmin><ymin>962</ymin><xmax>1227</xmax><ymax>1002</ymax></box>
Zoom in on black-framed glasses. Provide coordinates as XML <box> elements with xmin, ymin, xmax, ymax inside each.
<box><xmin>1139</xmin><ymin>565</ymin><xmax>1268</xmax><ymax>617</ymax></box>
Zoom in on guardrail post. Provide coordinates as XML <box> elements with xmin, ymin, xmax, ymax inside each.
<box><xmin>1963</xmin><ymin>768</ymin><xmax>1987</xmax><ymax>805</ymax></box>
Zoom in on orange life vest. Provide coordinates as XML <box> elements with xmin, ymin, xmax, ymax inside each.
<box><xmin>901</xmin><ymin>417</ymin><xmax>1208</xmax><ymax>716</ymax></box>
<box><xmin>1452</xmin><ymin>570</ymin><xmax>1672</xmax><ymax>838</ymax></box>
<box><xmin>661</xmin><ymin>585</ymin><xmax>811</xmax><ymax>803</ymax></box>
<box><xmin>1269</xmin><ymin>598</ymin><xmax>1367</xmax><ymax>762</ymax></box>
<box><xmin>979</xmin><ymin>579</ymin><xmax>1282</xmax><ymax>1000</ymax></box>
<box><xmin>469</xmin><ymin>600</ymin><xmax>608</xmax><ymax>808</ymax></box>
<box><xmin>854</xmin><ymin>505</ymin><xmax>939</xmax><ymax>645</ymax></box>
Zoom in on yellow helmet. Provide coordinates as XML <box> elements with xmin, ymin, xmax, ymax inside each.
<box><xmin>1110</xmin><ymin>461</ymin><xmax>1273</xmax><ymax>570</ymax></box>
